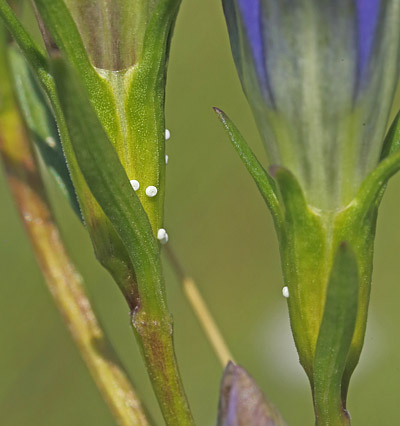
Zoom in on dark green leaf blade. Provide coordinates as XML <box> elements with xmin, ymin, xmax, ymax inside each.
<box><xmin>313</xmin><ymin>243</ymin><xmax>359</xmax><ymax>426</ymax></box>
<box><xmin>9</xmin><ymin>46</ymin><xmax>80</xmax><ymax>217</ymax></box>
<box><xmin>52</xmin><ymin>57</ymin><xmax>164</xmax><ymax>309</ymax></box>
<box><xmin>213</xmin><ymin>107</ymin><xmax>282</xmax><ymax>228</ymax></box>
<box><xmin>218</xmin><ymin>362</ymin><xmax>287</xmax><ymax>426</ymax></box>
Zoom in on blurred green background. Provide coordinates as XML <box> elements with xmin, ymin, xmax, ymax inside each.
<box><xmin>1</xmin><ymin>1</ymin><xmax>400</xmax><ymax>425</ymax></box>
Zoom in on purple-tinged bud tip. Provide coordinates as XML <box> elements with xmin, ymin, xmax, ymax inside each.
<box><xmin>217</xmin><ymin>362</ymin><xmax>286</xmax><ymax>426</ymax></box>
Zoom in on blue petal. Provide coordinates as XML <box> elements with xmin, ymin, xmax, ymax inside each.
<box><xmin>235</xmin><ymin>0</ymin><xmax>266</xmax><ymax>87</ymax></box>
<box><xmin>222</xmin><ymin>0</ymin><xmax>400</xmax><ymax>209</ymax></box>
<box><xmin>223</xmin><ymin>0</ymin><xmax>274</xmax><ymax>102</ymax></box>
<box><xmin>356</xmin><ymin>0</ymin><xmax>381</xmax><ymax>81</ymax></box>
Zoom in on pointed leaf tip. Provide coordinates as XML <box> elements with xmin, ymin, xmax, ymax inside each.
<box><xmin>217</xmin><ymin>362</ymin><xmax>287</xmax><ymax>426</ymax></box>
<box><xmin>213</xmin><ymin>107</ymin><xmax>282</xmax><ymax>227</ymax></box>
<box><xmin>213</xmin><ymin>106</ymin><xmax>224</xmax><ymax>116</ymax></box>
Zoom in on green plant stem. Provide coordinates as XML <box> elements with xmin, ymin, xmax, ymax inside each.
<box><xmin>49</xmin><ymin>60</ymin><xmax>194</xmax><ymax>426</ymax></box>
<box><xmin>315</xmin><ymin>401</ymin><xmax>350</xmax><ymax>426</ymax></box>
<box><xmin>314</xmin><ymin>402</ymin><xmax>350</xmax><ymax>426</ymax></box>
<box><xmin>131</xmin><ymin>308</ymin><xmax>195</xmax><ymax>426</ymax></box>
<box><xmin>0</xmin><ymin>7</ymin><xmax>194</xmax><ymax>423</ymax></box>
<box><xmin>0</xmin><ymin>32</ymin><xmax>150</xmax><ymax>426</ymax></box>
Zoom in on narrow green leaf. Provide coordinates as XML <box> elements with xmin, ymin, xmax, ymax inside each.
<box><xmin>9</xmin><ymin>46</ymin><xmax>80</xmax><ymax>217</ymax></box>
<box><xmin>33</xmin><ymin>0</ymin><xmax>119</xmax><ymax>140</ymax></box>
<box><xmin>213</xmin><ymin>107</ymin><xmax>282</xmax><ymax>227</ymax></box>
<box><xmin>380</xmin><ymin>109</ymin><xmax>400</xmax><ymax>159</ymax></box>
<box><xmin>52</xmin><ymin>57</ymin><xmax>166</xmax><ymax>312</ymax></box>
<box><xmin>313</xmin><ymin>243</ymin><xmax>358</xmax><ymax>426</ymax></box>
<box><xmin>0</xmin><ymin>0</ymin><xmax>53</xmax><ymax>92</ymax></box>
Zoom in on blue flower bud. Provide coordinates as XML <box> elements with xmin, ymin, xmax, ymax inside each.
<box><xmin>217</xmin><ymin>362</ymin><xmax>286</xmax><ymax>426</ymax></box>
<box><xmin>222</xmin><ymin>0</ymin><xmax>400</xmax><ymax>209</ymax></box>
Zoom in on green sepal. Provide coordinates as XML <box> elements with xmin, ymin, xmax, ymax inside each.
<box><xmin>124</xmin><ymin>0</ymin><xmax>182</xmax><ymax>165</ymax></box>
<box><xmin>313</xmin><ymin>243</ymin><xmax>358</xmax><ymax>426</ymax></box>
<box><xmin>271</xmin><ymin>166</ymin><xmax>328</xmax><ymax>377</ymax></box>
<box><xmin>128</xmin><ymin>0</ymin><xmax>181</xmax><ymax>78</ymax></box>
<box><xmin>269</xmin><ymin>166</ymin><xmax>326</xmax><ymax>263</ymax></box>
<box><xmin>123</xmin><ymin>0</ymin><xmax>182</xmax><ymax>233</ymax></box>
<box><xmin>213</xmin><ymin>107</ymin><xmax>282</xmax><ymax>228</ymax></box>
<box><xmin>52</xmin><ymin>57</ymin><xmax>166</xmax><ymax>314</ymax></box>
<box><xmin>8</xmin><ymin>46</ymin><xmax>80</xmax><ymax>218</ymax></box>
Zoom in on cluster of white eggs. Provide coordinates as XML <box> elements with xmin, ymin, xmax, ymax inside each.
<box><xmin>129</xmin><ymin>129</ymin><xmax>171</xmax><ymax>245</ymax></box>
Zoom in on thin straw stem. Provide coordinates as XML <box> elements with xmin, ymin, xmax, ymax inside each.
<box><xmin>164</xmin><ymin>245</ymin><xmax>234</xmax><ymax>367</ymax></box>
<box><xmin>0</xmin><ymin>33</ymin><xmax>150</xmax><ymax>425</ymax></box>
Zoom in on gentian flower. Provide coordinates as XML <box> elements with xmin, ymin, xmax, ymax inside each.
<box><xmin>222</xmin><ymin>0</ymin><xmax>400</xmax><ymax>209</ymax></box>
<box><xmin>218</xmin><ymin>2</ymin><xmax>400</xmax><ymax>424</ymax></box>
